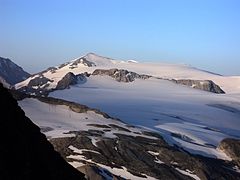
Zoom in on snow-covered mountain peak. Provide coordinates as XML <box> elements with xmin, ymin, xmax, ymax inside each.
<box><xmin>80</xmin><ymin>52</ymin><xmax>116</xmax><ymax>66</ymax></box>
<box><xmin>15</xmin><ymin>53</ymin><xmax>240</xmax><ymax>94</ymax></box>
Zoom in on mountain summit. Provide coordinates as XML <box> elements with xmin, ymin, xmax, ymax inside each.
<box><xmin>0</xmin><ymin>57</ymin><xmax>30</xmax><ymax>85</ymax></box>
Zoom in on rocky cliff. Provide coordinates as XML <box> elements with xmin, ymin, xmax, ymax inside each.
<box><xmin>218</xmin><ymin>138</ymin><xmax>240</xmax><ymax>167</ymax></box>
<box><xmin>0</xmin><ymin>83</ymin><xmax>85</xmax><ymax>180</ymax></box>
<box><xmin>92</xmin><ymin>68</ymin><xmax>151</xmax><ymax>82</ymax></box>
<box><xmin>0</xmin><ymin>57</ymin><xmax>30</xmax><ymax>85</ymax></box>
<box><xmin>172</xmin><ymin>79</ymin><xmax>225</xmax><ymax>94</ymax></box>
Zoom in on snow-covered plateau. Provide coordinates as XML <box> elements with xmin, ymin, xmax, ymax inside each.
<box><xmin>16</xmin><ymin>53</ymin><xmax>240</xmax><ymax>179</ymax></box>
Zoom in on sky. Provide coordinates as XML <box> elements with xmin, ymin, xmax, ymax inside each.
<box><xmin>0</xmin><ymin>0</ymin><xmax>240</xmax><ymax>75</ymax></box>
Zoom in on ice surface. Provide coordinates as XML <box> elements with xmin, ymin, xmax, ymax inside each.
<box><xmin>50</xmin><ymin>76</ymin><xmax>240</xmax><ymax>159</ymax></box>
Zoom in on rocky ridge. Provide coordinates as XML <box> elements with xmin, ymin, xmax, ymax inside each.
<box><xmin>0</xmin><ymin>56</ymin><xmax>30</xmax><ymax>85</ymax></box>
<box><xmin>92</xmin><ymin>68</ymin><xmax>151</xmax><ymax>82</ymax></box>
<box><xmin>0</xmin><ymin>83</ymin><xmax>86</xmax><ymax>180</ymax></box>
<box><xmin>172</xmin><ymin>79</ymin><xmax>225</xmax><ymax>94</ymax></box>
<box><xmin>14</xmin><ymin>53</ymin><xmax>226</xmax><ymax>95</ymax></box>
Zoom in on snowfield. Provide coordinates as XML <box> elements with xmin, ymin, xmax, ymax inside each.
<box><xmin>50</xmin><ymin>75</ymin><xmax>240</xmax><ymax>160</ymax></box>
<box><xmin>19</xmin><ymin>98</ymin><xmax>152</xmax><ymax>140</ymax></box>
<box><xmin>16</xmin><ymin>53</ymin><xmax>240</xmax><ymax>179</ymax></box>
<box><xmin>17</xmin><ymin>53</ymin><xmax>240</xmax><ymax>160</ymax></box>
<box><xmin>15</xmin><ymin>53</ymin><xmax>240</xmax><ymax>94</ymax></box>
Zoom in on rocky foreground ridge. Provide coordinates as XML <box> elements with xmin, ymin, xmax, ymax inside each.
<box><xmin>0</xmin><ymin>83</ymin><xmax>86</xmax><ymax>180</ymax></box>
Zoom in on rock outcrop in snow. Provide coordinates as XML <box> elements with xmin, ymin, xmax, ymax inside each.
<box><xmin>218</xmin><ymin>138</ymin><xmax>240</xmax><ymax>167</ymax></box>
<box><xmin>172</xmin><ymin>79</ymin><xmax>225</xmax><ymax>94</ymax></box>
<box><xmin>92</xmin><ymin>68</ymin><xmax>151</xmax><ymax>82</ymax></box>
<box><xmin>56</xmin><ymin>72</ymin><xmax>86</xmax><ymax>90</ymax></box>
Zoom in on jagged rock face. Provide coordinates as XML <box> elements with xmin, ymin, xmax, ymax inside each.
<box><xmin>172</xmin><ymin>79</ymin><xmax>225</xmax><ymax>94</ymax></box>
<box><xmin>0</xmin><ymin>84</ymin><xmax>85</xmax><ymax>180</ymax></box>
<box><xmin>50</xmin><ymin>131</ymin><xmax>240</xmax><ymax>180</ymax></box>
<box><xmin>218</xmin><ymin>138</ymin><xmax>240</xmax><ymax>166</ymax></box>
<box><xmin>0</xmin><ymin>57</ymin><xmax>30</xmax><ymax>85</ymax></box>
<box><xmin>70</xmin><ymin>57</ymin><xmax>96</xmax><ymax>68</ymax></box>
<box><xmin>92</xmin><ymin>68</ymin><xmax>151</xmax><ymax>82</ymax></box>
<box><xmin>58</xmin><ymin>57</ymin><xmax>96</xmax><ymax>70</ymax></box>
<box><xmin>18</xmin><ymin>72</ymin><xmax>86</xmax><ymax>95</ymax></box>
<box><xmin>17</xmin><ymin>75</ymin><xmax>53</xmax><ymax>96</ymax></box>
<box><xmin>28</xmin><ymin>75</ymin><xmax>53</xmax><ymax>87</ymax></box>
<box><xmin>56</xmin><ymin>72</ymin><xmax>86</xmax><ymax>90</ymax></box>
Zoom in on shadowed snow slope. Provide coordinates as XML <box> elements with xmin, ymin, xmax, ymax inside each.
<box><xmin>18</xmin><ymin>95</ymin><xmax>240</xmax><ymax>180</ymax></box>
<box><xmin>50</xmin><ymin>76</ymin><xmax>240</xmax><ymax>159</ymax></box>
<box><xmin>15</xmin><ymin>53</ymin><xmax>240</xmax><ymax>158</ymax></box>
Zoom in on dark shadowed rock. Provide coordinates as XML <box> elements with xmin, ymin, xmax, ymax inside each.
<box><xmin>56</xmin><ymin>72</ymin><xmax>86</xmax><ymax>90</ymax></box>
<box><xmin>17</xmin><ymin>75</ymin><xmax>53</xmax><ymax>96</ymax></box>
<box><xmin>71</xmin><ymin>57</ymin><xmax>96</xmax><ymax>68</ymax></box>
<box><xmin>92</xmin><ymin>68</ymin><xmax>151</xmax><ymax>82</ymax></box>
<box><xmin>0</xmin><ymin>57</ymin><xmax>30</xmax><ymax>85</ymax></box>
<box><xmin>56</xmin><ymin>72</ymin><xmax>77</xmax><ymax>90</ymax></box>
<box><xmin>0</xmin><ymin>83</ymin><xmax>86</xmax><ymax>180</ymax></box>
<box><xmin>218</xmin><ymin>138</ymin><xmax>240</xmax><ymax>166</ymax></box>
<box><xmin>172</xmin><ymin>79</ymin><xmax>225</xmax><ymax>94</ymax></box>
<box><xmin>28</xmin><ymin>75</ymin><xmax>52</xmax><ymax>87</ymax></box>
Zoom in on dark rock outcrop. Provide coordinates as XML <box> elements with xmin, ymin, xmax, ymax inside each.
<box><xmin>37</xmin><ymin>96</ymin><xmax>112</xmax><ymax>119</ymax></box>
<box><xmin>172</xmin><ymin>79</ymin><xmax>225</xmax><ymax>94</ymax></box>
<box><xmin>70</xmin><ymin>57</ymin><xmax>96</xmax><ymax>68</ymax></box>
<box><xmin>56</xmin><ymin>72</ymin><xmax>86</xmax><ymax>90</ymax></box>
<box><xmin>0</xmin><ymin>57</ymin><xmax>30</xmax><ymax>85</ymax></box>
<box><xmin>51</xmin><ymin>131</ymin><xmax>240</xmax><ymax>180</ymax></box>
<box><xmin>0</xmin><ymin>83</ymin><xmax>86</xmax><ymax>180</ymax></box>
<box><xmin>218</xmin><ymin>138</ymin><xmax>240</xmax><ymax>166</ymax></box>
<box><xmin>17</xmin><ymin>75</ymin><xmax>54</xmax><ymax>96</ymax></box>
<box><xmin>92</xmin><ymin>68</ymin><xmax>151</xmax><ymax>82</ymax></box>
<box><xmin>28</xmin><ymin>75</ymin><xmax>52</xmax><ymax>87</ymax></box>
<box><xmin>18</xmin><ymin>72</ymin><xmax>87</xmax><ymax>96</ymax></box>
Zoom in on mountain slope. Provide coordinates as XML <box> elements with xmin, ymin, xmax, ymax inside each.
<box><xmin>15</xmin><ymin>53</ymin><xmax>240</xmax><ymax>94</ymax></box>
<box><xmin>18</xmin><ymin>95</ymin><xmax>240</xmax><ymax>179</ymax></box>
<box><xmin>0</xmin><ymin>56</ymin><xmax>30</xmax><ymax>85</ymax></box>
<box><xmin>50</xmin><ymin>75</ymin><xmax>240</xmax><ymax>160</ymax></box>
<box><xmin>0</xmin><ymin>84</ymin><xmax>85</xmax><ymax>180</ymax></box>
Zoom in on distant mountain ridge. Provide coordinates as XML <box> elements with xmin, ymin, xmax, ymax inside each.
<box><xmin>15</xmin><ymin>52</ymin><xmax>229</xmax><ymax>95</ymax></box>
<box><xmin>0</xmin><ymin>57</ymin><xmax>30</xmax><ymax>85</ymax></box>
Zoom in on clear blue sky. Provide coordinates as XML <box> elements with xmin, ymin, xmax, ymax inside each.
<box><xmin>1</xmin><ymin>0</ymin><xmax>240</xmax><ymax>75</ymax></box>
